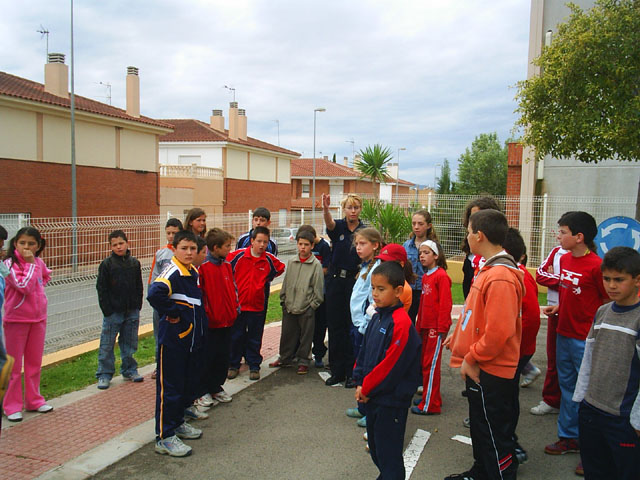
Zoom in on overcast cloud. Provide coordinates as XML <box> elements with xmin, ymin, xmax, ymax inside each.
<box><xmin>1</xmin><ymin>1</ymin><xmax>531</xmax><ymax>187</ymax></box>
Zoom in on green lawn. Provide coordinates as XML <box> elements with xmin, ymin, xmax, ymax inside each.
<box><xmin>40</xmin><ymin>284</ymin><xmax>546</xmax><ymax>400</ymax></box>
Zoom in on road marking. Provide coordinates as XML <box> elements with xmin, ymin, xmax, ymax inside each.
<box><xmin>451</xmin><ymin>434</ymin><xmax>472</xmax><ymax>445</ymax></box>
<box><xmin>403</xmin><ymin>428</ymin><xmax>431</xmax><ymax>479</ymax></box>
<box><xmin>318</xmin><ymin>371</ymin><xmax>342</xmax><ymax>387</ymax></box>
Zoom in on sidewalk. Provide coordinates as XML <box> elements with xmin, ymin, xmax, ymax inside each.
<box><xmin>0</xmin><ymin>323</ymin><xmax>283</xmax><ymax>480</ymax></box>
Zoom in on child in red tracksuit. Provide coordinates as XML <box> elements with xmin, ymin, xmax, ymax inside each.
<box><xmin>195</xmin><ymin>228</ymin><xmax>240</xmax><ymax>408</ymax></box>
<box><xmin>226</xmin><ymin>226</ymin><xmax>285</xmax><ymax>380</ymax></box>
<box><xmin>411</xmin><ymin>239</ymin><xmax>452</xmax><ymax>416</ymax></box>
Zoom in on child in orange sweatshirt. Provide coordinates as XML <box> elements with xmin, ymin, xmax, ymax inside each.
<box><xmin>444</xmin><ymin>209</ymin><xmax>523</xmax><ymax>480</ymax></box>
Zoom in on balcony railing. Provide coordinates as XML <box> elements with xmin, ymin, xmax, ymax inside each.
<box><xmin>159</xmin><ymin>164</ymin><xmax>223</xmax><ymax>180</ymax></box>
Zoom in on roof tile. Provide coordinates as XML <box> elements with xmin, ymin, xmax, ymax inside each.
<box><xmin>292</xmin><ymin>158</ymin><xmax>413</xmax><ymax>186</ymax></box>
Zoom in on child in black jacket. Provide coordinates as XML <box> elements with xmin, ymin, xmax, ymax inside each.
<box><xmin>95</xmin><ymin>230</ymin><xmax>143</xmax><ymax>389</ymax></box>
<box><xmin>353</xmin><ymin>261</ymin><xmax>422</xmax><ymax>480</ymax></box>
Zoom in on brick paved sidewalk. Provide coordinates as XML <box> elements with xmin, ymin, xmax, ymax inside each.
<box><xmin>0</xmin><ymin>323</ymin><xmax>283</xmax><ymax>480</ymax></box>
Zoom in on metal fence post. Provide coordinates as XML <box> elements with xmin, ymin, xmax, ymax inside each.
<box><xmin>540</xmin><ymin>193</ymin><xmax>548</xmax><ymax>265</ymax></box>
<box><xmin>427</xmin><ymin>192</ymin><xmax>432</xmax><ymax>213</ymax></box>
<box><xmin>248</xmin><ymin>209</ymin><xmax>253</xmax><ymax>230</ymax></box>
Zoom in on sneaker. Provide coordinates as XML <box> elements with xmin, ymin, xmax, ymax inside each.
<box><xmin>416</xmin><ymin>386</ymin><xmax>423</xmax><ymax>395</ymax></box>
<box><xmin>575</xmin><ymin>461</ymin><xmax>584</xmax><ymax>476</ymax></box>
<box><xmin>0</xmin><ymin>354</ymin><xmax>14</xmax><ymax>403</ymax></box>
<box><xmin>195</xmin><ymin>394</ymin><xmax>217</xmax><ymax>408</ymax></box>
<box><xmin>544</xmin><ymin>438</ymin><xmax>580</xmax><ymax>455</ymax></box>
<box><xmin>357</xmin><ymin>416</ymin><xmax>367</xmax><ymax>428</ymax></box>
<box><xmin>269</xmin><ymin>359</ymin><xmax>292</xmax><ymax>368</ymax></box>
<box><xmin>520</xmin><ymin>365</ymin><xmax>541</xmax><ymax>387</ymax></box>
<box><xmin>35</xmin><ymin>404</ymin><xmax>54</xmax><ymax>413</ymax></box>
<box><xmin>344</xmin><ymin>377</ymin><xmax>356</xmax><ymax>389</ymax></box>
<box><xmin>175</xmin><ymin>422</ymin><xmax>202</xmax><ymax>439</ymax></box>
<box><xmin>346</xmin><ymin>407</ymin><xmax>364</xmax><ymax>418</ymax></box>
<box><xmin>413</xmin><ymin>397</ymin><xmax>422</xmax><ymax>406</ymax></box>
<box><xmin>515</xmin><ymin>445</ymin><xmax>528</xmax><ymax>464</ymax></box>
<box><xmin>365</xmin><ymin>442</ymin><xmax>370</xmax><ymax>453</ymax></box>
<box><xmin>97</xmin><ymin>377</ymin><xmax>111</xmax><ymax>390</ymax></box>
<box><xmin>410</xmin><ymin>406</ymin><xmax>440</xmax><ymax>416</ymax></box>
<box><xmin>325</xmin><ymin>375</ymin><xmax>345</xmax><ymax>386</ymax></box>
<box><xmin>249</xmin><ymin>370</ymin><xmax>260</xmax><ymax>381</ymax></box>
<box><xmin>184</xmin><ymin>405</ymin><xmax>209</xmax><ymax>420</ymax></box>
<box><xmin>530</xmin><ymin>400</ymin><xmax>560</xmax><ymax>415</ymax></box>
<box><xmin>363</xmin><ymin>431</ymin><xmax>368</xmax><ymax>441</ymax></box>
<box><xmin>227</xmin><ymin>368</ymin><xmax>239</xmax><ymax>379</ymax></box>
<box><xmin>124</xmin><ymin>372</ymin><xmax>144</xmax><ymax>383</ymax></box>
<box><xmin>297</xmin><ymin>365</ymin><xmax>309</xmax><ymax>375</ymax></box>
<box><xmin>6</xmin><ymin>411</ymin><xmax>23</xmax><ymax>422</ymax></box>
<box><xmin>212</xmin><ymin>390</ymin><xmax>233</xmax><ymax>403</ymax></box>
<box><xmin>314</xmin><ymin>357</ymin><xmax>325</xmax><ymax>368</ymax></box>
<box><xmin>463</xmin><ymin>417</ymin><xmax>470</xmax><ymax>428</ymax></box>
<box><xmin>444</xmin><ymin>470</ymin><xmax>480</xmax><ymax>480</ymax></box>
<box><xmin>151</xmin><ymin>369</ymin><xmax>157</xmax><ymax>379</ymax></box>
<box><xmin>155</xmin><ymin>435</ymin><xmax>192</xmax><ymax>457</ymax></box>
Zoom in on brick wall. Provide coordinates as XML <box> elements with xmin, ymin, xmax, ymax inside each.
<box><xmin>224</xmin><ymin>178</ymin><xmax>291</xmax><ymax>214</ymax></box>
<box><xmin>505</xmin><ymin>143</ymin><xmax>523</xmax><ymax>227</ymax></box>
<box><xmin>0</xmin><ymin>158</ymin><xmax>159</xmax><ymax>217</ymax></box>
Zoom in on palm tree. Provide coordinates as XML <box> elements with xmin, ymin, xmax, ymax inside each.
<box><xmin>354</xmin><ymin>144</ymin><xmax>393</xmax><ymax>200</ymax></box>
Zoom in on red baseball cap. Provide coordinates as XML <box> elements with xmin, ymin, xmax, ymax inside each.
<box><xmin>375</xmin><ymin>243</ymin><xmax>407</xmax><ymax>263</ymax></box>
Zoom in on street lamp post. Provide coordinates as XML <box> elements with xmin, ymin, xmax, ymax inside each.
<box><xmin>312</xmin><ymin>107</ymin><xmax>326</xmax><ymax>226</ymax></box>
<box><xmin>395</xmin><ymin>147</ymin><xmax>406</xmax><ymax>203</ymax></box>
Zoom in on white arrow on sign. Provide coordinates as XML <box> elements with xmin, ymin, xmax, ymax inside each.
<box><xmin>602</xmin><ymin>223</ymin><xmax>628</xmax><ymax>237</ymax></box>
<box><xmin>633</xmin><ymin>229</ymin><xmax>640</xmax><ymax>250</ymax></box>
<box><xmin>600</xmin><ymin>242</ymin><xmax>609</xmax><ymax>254</ymax></box>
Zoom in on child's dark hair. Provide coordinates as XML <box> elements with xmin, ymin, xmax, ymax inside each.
<box><xmin>6</xmin><ymin>227</ymin><xmax>44</xmax><ymax>265</ymax></box>
<box><xmin>372</xmin><ymin>261</ymin><xmax>405</xmax><ymax>289</ymax></box>
<box><xmin>601</xmin><ymin>246</ymin><xmax>640</xmax><ymax>277</ymax></box>
<box><xmin>0</xmin><ymin>225</ymin><xmax>7</xmax><ymax>241</ymax></box>
<box><xmin>184</xmin><ymin>208</ymin><xmax>206</xmax><ymax>237</ymax></box>
<box><xmin>173</xmin><ymin>230</ymin><xmax>198</xmax><ymax>248</ymax></box>
<box><xmin>108</xmin><ymin>230</ymin><xmax>128</xmax><ymax>242</ymax></box>
<box><xmin>165</xmin><ymin>218</ymin><xmax>183</xmax><ymax>230</ymax></box>
<box><xmin>205</xmin><ymin>228</ymin><xmax>233</xmax><ymax>251</ymax></box>
<box><xmin>503</xmin><ymin>227</ymin><xmax>526</xmax><ymax>263</ymax></box>
<box><xmin>251</xmin><ymin>226</ymin><xmax>270</xmax><ymax>239</ymax></box>
<box><xmin>469</xmin><ymin>209</ymin><xmax>509</xmax><ymax>246</ymax></box>
<box><xmin>253</xmin><ymin>207</ymin><xmax>271</xmax><ymax>221</ymax></box>
<box><xmin>558</xmin><ymin>211</ymin><xmax>597</xmax><ymax>253</ymax></box>
<box><xmin>296</xmin><ymin>229</ymin><xmax>315</xmax><ymax>244</ymax></box>
<box><xmin>196</xmin><ymin>237</ymin><xmax>207</xmax><ymax>253</ymax></box>
<box><xmin>461</xmin><ymin>196</ymin><xmax>502</xmax><ymax>253</ymax></box>
<box><xmin>297</xmin><ymin>224</ymin><xmax>317</xmax><ymax>238</ymax></box>
<box><xmin>411</xmin><ymin>210</ymin><xmax>438</xmax><ymax>241</ymax></box>
<box><xmin>421</xmin><ymin>240</ymin><xmax>448</xmax><ymax>270</ymax></box>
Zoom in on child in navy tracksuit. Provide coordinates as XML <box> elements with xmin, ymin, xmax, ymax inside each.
<box><xmin>353</xmin><ymin>262</ymin><xmax>422</xmax><ymax>480</ymax></box>
<box><xmin>147</xmin><ymin>231</ymin><xmax>206</xmax><ymax>457</ymax></box>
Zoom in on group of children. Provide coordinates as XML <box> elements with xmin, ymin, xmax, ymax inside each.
<box><xmin>0</xmin><ymin>197</ymin><xmax>638</xmax><ymax>479</ymax></box>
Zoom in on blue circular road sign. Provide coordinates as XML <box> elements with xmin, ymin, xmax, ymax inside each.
<box><xmin>594</xmin><ymin>216</ymin><xmax>640</xmax><ymax>258</ymax></box>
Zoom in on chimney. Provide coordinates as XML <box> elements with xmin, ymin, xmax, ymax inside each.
<box><xmin>126</xmin><ymin>66</ymin><xmax>140</xmax><ymax>118</ymax></box>
<box><xmin>323</xmin><ymin>155</ymin><xmax>329</xmax><ymax>161</ymax></box>
<box><xmin>343</xmin><ymin>156</ymin><xmax>348</xmax><ymax>166</ymax></box>
<box><xmin>210</xmin><ymin>109</ymin><xmax>224</xmax><ymax>131</ymax></box>
<box><xmin>238</xmin><ymin>109</ymin><xmax>247</xmax><ymax>141</ymax></box>
<box><xmin>228</xmin><ymin>101</ymin><xmax>239</xmax><ymax>140</ymax></box>
<box><xmin>44</xmin><ymin>53</ymin><xmax>69</xmax><ymax>98</ymax></box>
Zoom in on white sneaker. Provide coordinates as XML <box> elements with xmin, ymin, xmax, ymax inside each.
<box><xmin>213</xmin><ymin>390</ymin><xmax>233</xmax><ymax>403</ymax></box>
<box><xmin>520</xmin><ymin>365</ymin><xmax>541</xmax><ymax>387</ymax></box>
<box><xmin>155</xmin><ymin>435</ymin><xmax>192</xmax><ymax>457</ymax></box>
<box><xmin>6</xmin><ymin>411</ymin><xmax>23</xmax><ymax>422</ymax></box>
<box><xmin>175</xmin><ymin>422</ymin><xmax>202</xmax><ymax>439</ymax></box>
<box><xmin>184</xmin><ymin>405</ymin><xmax>209</xmax><ymax>420</ymax></box>
<box><xmin>530</xmin><ymin>400</ymin><xmax>560</xmax><ymax>415</ymax></box>
<box><xmin>363</xmin><ymin>431</ymin><xmax>368</xmax><ymax>441</ymax></box>
<box><xmin>195</xmin><ymin>394</ymin><xmax>215</xmax><ymax>407</ymax></box>
<box><xmin>36</xmin><ymin>404</ymin><xmax>54</xmax><ymax>413</ymax></box>
<box><xmin>416</xmin><ymin>386</ymin><xmax>424</xmax><ymax>394</ymax></box>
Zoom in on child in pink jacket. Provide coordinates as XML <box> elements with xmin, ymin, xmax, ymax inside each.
<box><xmin>3</xmin><ymin>227</ymin><xmax>53</xmax><ymax>422</ymax></box>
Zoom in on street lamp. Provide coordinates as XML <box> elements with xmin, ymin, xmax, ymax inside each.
<box><xmin>312</xmin><ymin>107</ymin><xmax>326</xmax><ymax>226</ymax></box>
<box><xmin>395</xmin><ymin>147</ymin><xmax>406</xmax><ymax>202</ymax></box>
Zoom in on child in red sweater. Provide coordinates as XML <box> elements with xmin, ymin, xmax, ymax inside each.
<box><xmin>196</xmin><ymin>228</ymin><xmax>240</xmax><ymax>408</ymax></box>
<box><xmin>411</xmin><ymin>239</ymin><xmax>452</xmax><ymax>416</ymax></box>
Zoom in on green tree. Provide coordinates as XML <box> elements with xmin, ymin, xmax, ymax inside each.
<box><xmin>437</xmin><ymin>158</ymin><xmax>452</xmax><ymax>194</ymax></box>
<box><xmin>515</xmin><ymin>0</ymin><xmax>640</xmax><ymax>164</ymax></box>
<box><xmin>354</xmin><ymin>144</ymin><xmax>393</xmax><ymax>200</ymax></box>
<box><xmin>455</xmin><ymin>133</ymin><xmax>507</xmax><ymax>195</ymax></box>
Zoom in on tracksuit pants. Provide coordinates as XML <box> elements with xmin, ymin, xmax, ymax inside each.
<box><xmin>155</xmin><ymin>343</ymin><xmax>201</xmax><ymax>440</ymax></box>
<box><xmin>466</xmin><ymin>370</ymin><xmax>518</xmax><ymax>480</ymax></box>
<box><xmin>199</xmin><ymin>327</ymin><xmax>232</xmax><ymax>397</ymax></box>
<box><xmin>416</xmin><ymin>329</ymin><xmax>443</xmax><ymax>413</ymax></box>
<box><xmin>542</xmin><ymin>313</ymin><xmax>561</xmax><ymax>408</ymax></box>
<box><xmin>365</xmin><ymin>402</ymin><xmax>408</xmax><ymax>480</ymax></box>
<box><xmin>3</xmin><ymin>320</ymin><xmax>47</xmax><ymax>415</ymax></box>
<box><xmin>230</xmin><ymin>311</ymin><xmax>265</xmax><ymax>371</ymax></box>
<box><xmin>579</xmin><ymin>402</ymin><xmax>639</xmax><ymax>480</ymax></box>
<box><xmin>326</xmin><ymin>274</ymin><xmax>356</xmax><ymax>380</ymax></box>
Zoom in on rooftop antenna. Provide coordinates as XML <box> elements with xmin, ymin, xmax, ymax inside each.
<box><xmin>98</xmin><ymin>81</ymin><xmax>112</xmax><ymax>105</ymax></box>
<box><xmin>37</xmin><ymin>25</ymin><xmax>50</xmax><ymax>60</ymax></box>
<box><xmin>223</xmin><ymin>85</ymin><xmax>236</xmax><ymax>102</ymax></box>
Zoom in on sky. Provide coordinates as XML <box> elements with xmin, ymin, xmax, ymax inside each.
<box><xmin>1</xmin><ymin>1</ymin><xmax>531</xmax><ymax>187</ymax></box>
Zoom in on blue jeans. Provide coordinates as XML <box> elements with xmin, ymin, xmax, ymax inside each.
<box><xmin>556</xmin><ymin>334</ymin><xmax>585</xmax><ymax>439</ymax></box>
<box><xmin>96</xmin><ymin>310</ymin><xmax>140</xmax><ymax>379</ymax></box>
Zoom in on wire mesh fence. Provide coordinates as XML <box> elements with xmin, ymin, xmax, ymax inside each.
<box><xmin>1</xmin><ymin>194</ymin><xmax>635</xmax><ymax>354</ymax></box>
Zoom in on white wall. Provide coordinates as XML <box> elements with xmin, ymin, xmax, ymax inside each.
<box><xmin>159</xmin><ymin>144</ymin><xmax>223</xmax><ymax>168</ymax></box>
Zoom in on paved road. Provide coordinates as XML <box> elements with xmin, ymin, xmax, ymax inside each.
<box><xmin>95</xmin><ymin>321</ymin><xmax>581</xmax><ymax>480</ymax></box>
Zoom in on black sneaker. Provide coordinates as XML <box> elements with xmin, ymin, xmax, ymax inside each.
<box><xmin>325</xmin><ymin>375</ymin><xmax>345</xmax><ymax>386</ymax></box>
<box><xmin>444</xmin><ymin>467</ymin><xmax>485</xmax><ymax>480</ymax></box>
<box><xmin>344</xmin><ymin>377</ymin><xmax>356</xmax><ymax>389</ymax></box>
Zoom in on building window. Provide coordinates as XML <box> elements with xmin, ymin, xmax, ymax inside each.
<box><xmin>301</xmin><ymin>183</ymin><xmax>310</xmax><ymax>198</ymax></box>
<box><xmin>178</xmin><ymin>155</ymin><xmax>201</xmax><ymax>165</ymax></box>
